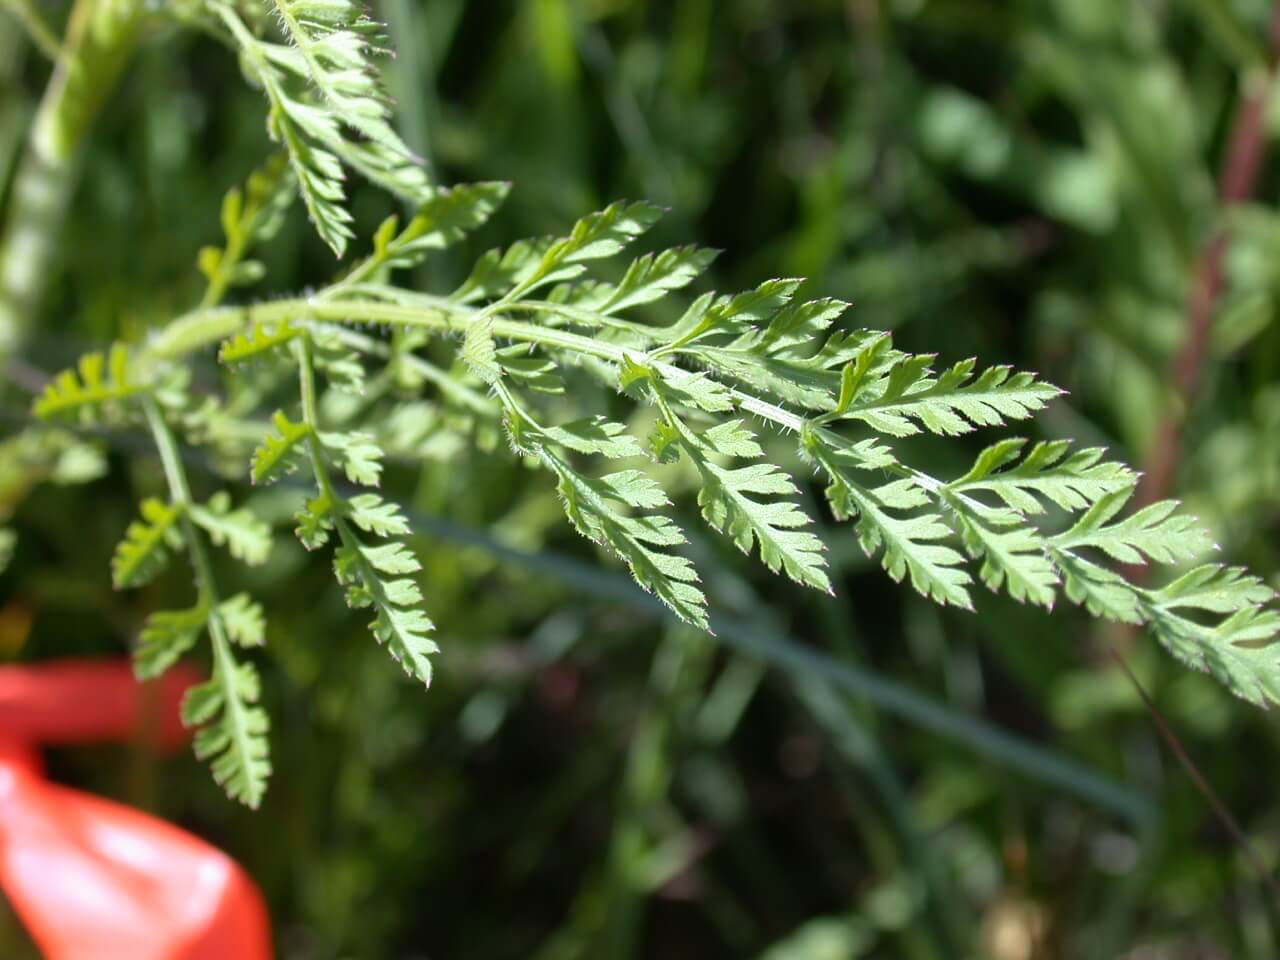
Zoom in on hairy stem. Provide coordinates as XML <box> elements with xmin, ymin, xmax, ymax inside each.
<box><xmin>148</xmin><ymin>293</ymin><xmax>928</xmax><ymax>486</ymax></box>
<box><xmin>0</xmin><ymin>0</ymin><xmax>141</xmax><ymax>359</ymax></box>
<box><xmin>147</xmin><ymin>295</ymin><xmax>823</xmax><ymax>455</ymax></box>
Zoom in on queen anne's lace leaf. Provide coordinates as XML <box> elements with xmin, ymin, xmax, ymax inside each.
<box><xmin>698</xmin><ymin>455</ymin><xmax>830</xmax><ymax>593</ymax></box>
<box><xmin>135</xmin><ymin>605</ymin><xmax>207</xmax><ymax>680</ymax></box>
<box><xmin>498</xmin><ymin>348</ymin><xmax>565</xmax><ymax>395</ymax></box>
<box><xmin>451</xmin><ymin>203</ymin><xmax>665</xmax><ymax>305</ymax></box>
<box><xmin>219</xmin><ymin>593</ymin><xmax>267</xmax><ymax>647</ymax></box>
<box><xmin>543</xmin><ymin>201</ymin><xmax>664</xmax><ymax>270</ymax></box>
<box><xmin>453</xmin><ymin>238</ymin><xmax>558</xmax><ymax>303</ymax></box>
<box><xmin>241</xmin><ymin>193</ymin><xmax>1280</xmax><ymax>709</ymax></box>
<box><xmin>183</xmin><ymin>658</ymin><xmax>271</xmax><ymax>808</ymax></box>
<box><xmin>198</xmin><ymin>153</ymin><xmax>295</xmax><ymax>298</ymax></box>
<box><xmin>509</xmin><ymin>202</ymin><xmax>669</xmax><ymax>301</ymax></box>
<box><xmin>949</xmin><ymin>439</ymin><xmax>1136</xmax><ymax>514</ymax></box>
<box><xmin>189</xmin><ymin>493</ymin><xmax>273</xmax><ymax>566</ymax></box>
<box><xmin>644</xmin><ymin>374</ymin><xmax>830</xmax><ymax>592</ymax></box>
<box><xmin>756</xmin><ymin>297</ymin><xmax>853</xmax><ymax>352</ymax></box>
<box><xmin>563</xmin><ymin>246</ymin><xmax>718</xmax><ymax>314</ymax></box>
<box><xmin>496</xmin><ymin>255</ymin><xmax>1264</xmax><ymax>671</ymax></box>
<box><xmin>218</xmin><ymin>318</ymin><xmax>304</xmax><ymax>364</ymax></box>
<box><xmin>680</xmin><ymin>319</ymin><xmax>879</xmax><ymax>411</ymax></box>
<box><xmin>1049</xmin><ymin>547</ymin><xmax>1146</xmax><ymax>624</ymax></box>
<box><xmin>840</xmin><ymin>357</ymin><xmax>1063</xmax><ymax>437</ymax></box>
<box><xmin>479</xmin><ymin>385</ymin><xmax>707</xmax><ymax>625</ymax></box>
<box><xmin>310</xmin><ymin>330</ymin><xmax>365</xmax><ymax>393</ymax></box>
<box><xmin>808</xmin><ymin>435</ymin><xmax>972</xmax><ymax>608</ymax></box>
<box><xmin>112</xmin><ymin>498</ymin><xmax>183</xmax><ymax>589</ymax></box>
<box><xmin>346</xmin><ymin>493</ymin><xmax>410</xmax><ymax>537</ymax></box>
<box><xmin>944</xmin><ymin>494</ymin><xmax>1058</xmax><ymax>608</ymax></box>
<box><xmin>100</xmin><ymin>5</ymin><xmax>1280</xmax><ymax>815</ymax></box>
<box><xmin>620</xmin><ymin>357</ymin><xmax>735</xmax><ymax>414</ymax></box>
<box><xmin>295</xmin><ymin>493</ymin><xmax>335</xmax><ymax>549</ymax></box>
<box><xmin>213</xmin><ymin>4</ymin><xmax>354</xmax><ymax>255</ymax></box>
<box><xmin>665</xmin><ymin>278</ymin><xmax>805</xmax><ymax>347</ymax></box>
<box><xmin>1148</xmin><ymin>565</ymin><xmax>1275</xmax><ymax>613</ymax></box>
<box><xmin>34</xmin><ymin>344</ymin><xmax>138</xmax><ymax>420</ymax></box>
<box><xmin>274</xmin><ymin>339</ymin><xmax>440</xmax><ymax>685</ymax></box>
<box><xmin>269</xmin><ymin>0</ymin><xmax>427</xmax><ymax>195</ymax></box>
<box><xmin>541</xmin><ymin>417</ymin><xmax>646</xmax><ymax>458</ymax></box>
<box><xmin>461</xmin><ymin>318</ymin><xmax>501</xmax><ymax>385</ymax></box>
<box><xmin>543</xmin><ymin>449</ymin><xmax>707</xmax><ymax>629</ymax></box>
<box><xmin>321</xmin><ymin>431</ymin><xmax>384</xmax><ymax>486</ymax></box>
<box><xmin>1145</xmin><ymin>573</ymin><xmax>1280</xmax><ymax>707</ymax></box>
<box><xmin>334</xmin><ymin>544</ymin><xmax>437</xmax><ymax>684</ymax></box>
<box><xmin>253</xmin><ymin>411</ymin><xmax>314</xmax><ymax>484</ymax></box>
<box><xmin>359</xmin><ymin>541</ymin><xmax>422</xmax><ymax>576</ymax></box>
<box><xmin>214</xmin><ymin>0</ymin><xmax>433</xmax><ymax>255</ymax></box>
<box><xmin>1052</xmin><ymin>489</ymin><xmax>1215</xmax><ymax>565</ymax></box>
<box><xmin>357</xmin><ymin>181</ymin><xmax>511</xmax><ymax>278</ymax></box>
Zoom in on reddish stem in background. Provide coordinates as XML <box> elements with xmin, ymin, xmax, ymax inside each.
<box><xmin>1136</xmin><ymin>4</ymin><xmax>1280</xmax><ymax>509</ymax></box>
<box><xmin>1108</xmin><ymin>646</ymin><xmax>1280</xmax><ymax>908</ymax></box>
<box><xmin>1112</xmin><ymin>11</ymin><xmax>1280</xmax><ymax>902</ymax></box>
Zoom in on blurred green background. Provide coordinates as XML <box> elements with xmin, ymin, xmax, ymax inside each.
<box><xmin>5</xmin><ymin>0</ymin><xmax>1280</xmax><ymax>956</ymax></box>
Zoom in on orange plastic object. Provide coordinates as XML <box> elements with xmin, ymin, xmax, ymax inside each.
<box><xmin>0</xmin><ymin>659</ymin><xmax>273</xmax><ymax>959</ymax></box>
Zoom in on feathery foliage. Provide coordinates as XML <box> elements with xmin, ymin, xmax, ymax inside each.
<box><xmin>33</xmin><ymin>343</ymin><xmax>138</xmax><ymax>420</ymax></box>
<box><xmin>197</xmin><ymin>152</ymin><xmax>295</xmax><ymax>307</ymax></box>
<box><xmin>111</xmin><ymin>498</ymin><xmax>183</xmax><ymax>589</ymax></box>
<box><xmin>182</xmin><ymin>656</ymin><xmax>272</xmax><ymax>807</ymax></box>
<box><xmin>210</xmin><ymin>0</ymin><xmax>432</xmax><ymax>255</ymax></box>
<box><xmin>25</xmin><ymin>0</ymin><xmax>1280</xmax><ymax>808</ymax></box>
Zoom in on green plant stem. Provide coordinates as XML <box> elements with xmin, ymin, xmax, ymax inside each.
<box><xmin>148</xmin><ymin>296</ymin><xmax>817</xmax><ymax>431</ymax></box>
<box><xmin>142</xmin><ymin>395</ymin><xmax>257</xmax><ymax>791</ymax></box>
<box><xmin>294</xmin><ymin>335</ymin><xmax>372</xmax><ymax>569</ymax></box>
<box><xmin>3</xmin><ymin>0</ymin><xmax>62</xmax><ymax>62</ymax></box>
<box><xmin>146</xmin><ymin>295</ymin><xmax>947</xmax><ymax>506</ymax></box>
<box><xmin>141</xmin><ymin>296</ymin><xmax>1029</xmax><ymax>526</ymax></box>
<box><xmin>317</xmin><ymin>323</ymin><xmax>498</xmax><ymax>416</ymax></box>
<box><xmin>0</xmin><ymin>0</ymin><xmax>141</xmax><ymax>359</ymax></box>
<box><xmin>199</xmin><ymin>222</ymin><xmax>248</xmax><ymax>311</ymax></box>
<box><xmin>296</xmin><ymin>336</ymin><xmax>335</xmax><ymax>497</ymax></box>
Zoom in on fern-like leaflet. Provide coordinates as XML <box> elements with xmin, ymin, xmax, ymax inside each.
<box><xmin>210</xmin><ymin>0</ymin><xmax>431</xmax><ymax>256</ymax></box>
<box><xmin>197</xmin><ymin>152</ymin><xmax>295</xmax><ymax>307</ymax></box>
<box><xmin>111</xmin><ymin>498</ymin><xmax>184</xmax><ymax>589</ymax></box>
<box><xmin>235</xmin><ymin>332</ymin><xmax>439</xmax><ymax>685</ymax></box>
<box><xmin>33</xmin><ymin>358</ymin><xmax>276</xmax><ymax>805</ymax></box>
<box><xmin>33</xmin><ymin>343</ymin><xmax>138</xmax><ymax>420</ymax></box>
